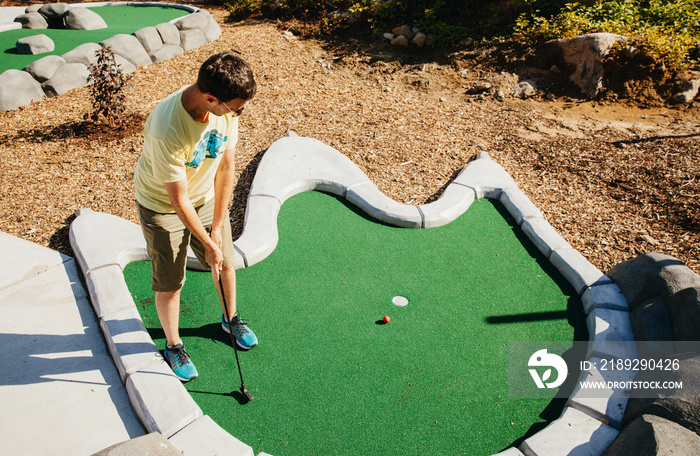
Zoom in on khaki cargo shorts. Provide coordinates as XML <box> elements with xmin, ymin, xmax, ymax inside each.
<box><xmin>137</xmin><ymin>198</ymin><xmax>236</xmax><ymax>292</ymax></box>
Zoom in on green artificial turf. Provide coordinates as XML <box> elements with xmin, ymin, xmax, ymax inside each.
<box><xmin>125</xmin><ymin>192</ymin><xmax>588</xmax><ymax>456</ymax></box>
<box><xmin>0</xmin><ymin>5</ymin><xmax>188</xmax><ymax>72</ymax></box>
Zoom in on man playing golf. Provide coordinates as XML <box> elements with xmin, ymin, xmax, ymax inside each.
<box><xmin>134</xmin><ymin>52</ymin><xmax>258</xmax><ymax>382</ymax></box>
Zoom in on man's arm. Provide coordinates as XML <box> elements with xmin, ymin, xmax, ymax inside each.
<box><xmin>164</xmin><ymin>179</ymin><xmax>222</xmax><ymax>270</ymax></box>
<box><xmin>209</xmin><ymin>147</ymin><xmax>236</xmax><ymax>253</ymax></box>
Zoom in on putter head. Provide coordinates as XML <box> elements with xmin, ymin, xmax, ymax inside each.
<box><xmin>241</xmin><ymin>385</ymin><xmax>254</xmax><ymax>402</ymax></box>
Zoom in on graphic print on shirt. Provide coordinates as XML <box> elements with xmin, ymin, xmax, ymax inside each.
<box><xmin>186</xmin><ymin>130</ymin><xmax>228</xmax><ymax>168</ymax></box>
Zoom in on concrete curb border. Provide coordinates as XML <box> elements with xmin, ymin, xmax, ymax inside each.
<box><xmin>70</xmin><ymin>135</ymin><xmax>635</xmax><ymax>456</ymax></box>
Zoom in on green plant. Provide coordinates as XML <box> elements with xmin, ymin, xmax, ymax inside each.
<box><xmin>513</xmin><ymin>0</ymin><xmax>700</xmax><ymax>69</ymax></box>
<box><xmin>84</xmin><ymin>46</ymin><xmax>132</xmax><ymax>129</ymax></box>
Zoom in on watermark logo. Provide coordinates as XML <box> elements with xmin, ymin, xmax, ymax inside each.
<box><xmin>528</xmin><ymin>349</ymin><xmax>568</xmax><ymax>389</ymax></box>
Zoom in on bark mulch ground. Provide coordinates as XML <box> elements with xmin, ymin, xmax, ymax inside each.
<box><xmin>1</xmin><ymin>6</ymin><xmax>699</xmax><ymax>274</ymax></box>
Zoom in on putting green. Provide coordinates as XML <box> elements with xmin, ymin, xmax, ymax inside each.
<box><xmin>125</xmin><ymin>192</ymin><xmax>587</xmax><ymax>456</ymax></box>
<box><xmin>0</xmin><ymin>5</ymin><xmax>188</xmax><ymax>72</ymax></box>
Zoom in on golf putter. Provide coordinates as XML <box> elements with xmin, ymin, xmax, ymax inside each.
<box><xmin>218</xmin><ymin>273</ymin><xmax>254</xmax><ymax>402</ymax></box>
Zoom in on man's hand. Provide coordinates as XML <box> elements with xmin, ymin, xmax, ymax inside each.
<box><xmin>165</xmin><ymin>179</ymin><xmax>224</xmax><ymax>271</ymax></box>
<box><xmin>207</xmin><ymin>226</ymin><xmax>224</xmax><ymax>271</ymax></box>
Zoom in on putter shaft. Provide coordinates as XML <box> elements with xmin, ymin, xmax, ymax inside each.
<box><xmin>219</xmin><ymin>273</ymin><xmax>253</xmax><ymax>401</ymax></box>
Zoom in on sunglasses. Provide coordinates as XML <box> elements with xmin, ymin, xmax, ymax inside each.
<box><xmin>221</xmin><ymin>100</ymin><xmax>247</xmax><ymax>117</ymax></box>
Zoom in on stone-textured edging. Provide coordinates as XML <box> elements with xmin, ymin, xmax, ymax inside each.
<box><xmin>0</xmin><ymin>2</ymin><xmax>220</xmax><ymax>112</ymax></box>
<box><xmin>69</xmin><ymin>135</ymin><xmax>635</xmax><ymax>456</ymax></box>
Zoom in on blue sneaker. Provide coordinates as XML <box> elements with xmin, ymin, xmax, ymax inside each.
<box><xmin>164</xmin><ymin>343</ymin><xmax>198</xmax><ymax>382</ymax></box>
<box><xmin>222</xmin><ymin>313</ymin><xmax>258</xmax><ymax>350</ymax></box>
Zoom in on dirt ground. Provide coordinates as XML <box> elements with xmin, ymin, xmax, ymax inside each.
<box><xmin>1</xmin><ymin>5</ymin><xmax>699</xmax><ymax>275</ymax></box>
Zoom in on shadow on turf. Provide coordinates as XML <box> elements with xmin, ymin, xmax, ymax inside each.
<box><xmin>148</xmin><ymin>324</ymin><xmax>254</xmax><ymax>405</ymax></box>
<box><xmin>187</xmin><ymin>388</ymin><xmax>252</xmax><ymax>405</ymax></box>
<box><xmin>146</xmin><ymin>323</ymin><xmax>236</xmax><ymax>345</ymax></box>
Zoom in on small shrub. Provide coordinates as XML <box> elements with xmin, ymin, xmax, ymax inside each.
<box><xmin>84</xmin><ymin>46</ymin><xmax>132</xmax><ymax>130</ymax></box>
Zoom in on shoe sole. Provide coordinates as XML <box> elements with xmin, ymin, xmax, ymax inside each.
<box><xmin>175</xmin><ymin>373</ymin><xmax>198</xmax><ymax>382</ymax></box>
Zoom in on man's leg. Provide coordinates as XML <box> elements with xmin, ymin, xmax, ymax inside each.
<box><xmin>155</xmin><ymin>288</ymin><xmax>183</xmax><ymax>347</ymax></box>
<box><xmin>214</xmin><ymin>264</ymin><xmax>236</xmax><ymax>319</ymax></box>
<box><xmin>215</xmin><ymin>262</ymin><xmax>257</xmax><ymax>349</ymax></box>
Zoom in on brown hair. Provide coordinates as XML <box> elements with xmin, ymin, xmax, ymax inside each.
<box><xmin>197</xmin><ymin>52</ymin><xmax>257</xmax><ymax>102</ymax></box>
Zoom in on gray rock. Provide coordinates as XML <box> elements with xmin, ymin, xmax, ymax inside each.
<box><xmin>513</xmin><ymin>81</ymin><xmax>536</xmax><ymax>99</ymax></box>
<box><xmin>666</xmin><ymin>287</ymin><xmax>700</xmax><ymax>340</ymax></box>
<box><xmin>602</xmin><ymin>414</ymin><xmax>700</xmax><ymax>456</ymax></box>
<box><xmin>14</xmin><ymin>12</ymin><xmax>48</xmax><ymax>29</ymax></box>
<box><xmin>607</xmin><ymin>252</ymin><xmax>700</xmax><ymax>310</ymax></box>
<box><xmin>100</xmin><ymin>34</ymin><xmax>152</xmax><ymax>67</ymax></box>
<box><xmin>24</xmin><ymin>54</ymin><xmax>66</xmax><ymax>82</ymax></box>
<box><xmin>64</xmin><ymin>7</ymin><xmax>107</xmax><ymax>31</ymax></box>
<box><xmin>91</xmin><ymin>432</ymin><xmax>180</xmax><ymax>456</ymax></box>
<box><xmin>16</xmin><ymin>34</ymin><xmax>54</xmax><ymax>55</ymax></box>
<box><xmin>673</xmin><ymin>79</ymin><xmax>700</xmax><ymax>103</ymax></box>
<box><xmin>113</xmin><ymin>54</ymin><xmax>136</xmax><ymax>74</ymax></box>
<box><xmin>391</xmin><ymin>35</ymin><xmax>409</xmax><ymax>47</ymax></box>
<box><xmin>0</xmin><ymin>69</ymin><xmax>45</xmax><ymax>111</ymax></box>
<box><xmin>411</xmin><ymin>32</ymin><xmax>426</xmax><ymax>47</ymax></box>
<box><xmin>623</xmin><ymin>354</ymin><xmax>700</xmax><ymax>433</ymax></box>
<box><xmin>624</xmin><ymin>397</ymin><xmax>700</xmax><ymax>435</ymax></box>
<box><xmin>25</xmin><ymin>4</ymin><xmax>42</xmax><ymax>14</ymax></box>
<box><xmin>202</xmin><ymin>13</ymin><xmax>221</xmax><ymax>42</ymax></box>
<box><xmin>151</xmin><ymin>44</ymin><xmax>184</xmax><ymax>64</ymax></box>
<box><xmin>133</xmin><ymin>26</ymin><xmax>163</xmax><ymax>55</ymax></box>
<box><xmin>392</xmin><ymin>25</ymin><xmax>411</xmax><ymax>36</ymax></box>
<box><xmin>175</xmin><ymin>11</ymin><xmax>209</xmax><ymax>31</ymax></box>
<box><xmin>42</xmin><ymin>62</ymin><xmax>90</xmax><ymax>97</ymax></box>
<box><xmin>38</xmin><ymin>3</ymin><xmax>70</xmax><ymax>28</ymax></box>
<box><xmin>155</xmin><ymin>22</ymin><xmax>180</xmax><ymax>46</ymax></box>
<box><xmin>548</xmin><ymin>32</ymin><xmax>627</xmax><ymax>98</ymax></box>
<box><xmin>630</xmin><ymin>297</ymin><xmax>675</xmax><ymax>358</ymax></box>
<box><xmin>179</xmin><ymin>28</ymin><xmax>206</xmax><ymax>51</ymax></box>
<box><xmin>62</xmin><ymin>42</ymin><xmax>101</xmax><ymax>66</ymax></box>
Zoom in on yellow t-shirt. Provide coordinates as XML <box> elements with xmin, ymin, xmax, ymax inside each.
<box><xmin>134</xmin><ymin>87</ymin><xmax>238</xmax><ymax>213</ymax></box>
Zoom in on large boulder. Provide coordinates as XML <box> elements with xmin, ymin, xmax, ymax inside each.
<box><xmin>16</xmin><ymin>34</ymin><xmax>54</xmax><ymax>55</ymax></box>
<box><xmin>156</xmin><ymin>22</ymin><xmax>180</xmax><ymax>46</ymax></box>
<box><xmin>100</xmin><ymin>34</ymin><xmax>152</xmax><ymax>67</ymax></box>
<box><xmin>607</xmin><ymin>252</ymin><xmax>700</xmax><ymax>311</ymax></box>
<box><xmin>37</xmin><ymin>3</ymin><xmax>70</xmax><ymax>28</ymax></box>
<box><xmin>14</xmin><ymin>12</ymin><xmax>48</xmax><ymax>29</ymax></box>
<box><xmin>202</xmin><ymin>12</ymin><xmax>222</xmax><ymax>42</ymax></box>
<box><xmin>25</xmin><ymin>4</ymin><xmax>42</xmax><ymax>14</ymax></box>
<box><xmin>666</xmin><ymin>286</ymin><xmax>700</xmax><ymax>340</ymax></box>
<box><xmin>151</xmin><ymin>44</ymin><xmax>184</xmax><ymax>64</ymax></box>
<box><xmin>0</xmin><ymin>69</ymin><xmax>45</xmax><ymax>111</ymax></box>
<box><xmin>542</xmin><ymin>32</ymin><xmax>627</xmax><ymax>98</ymax></box>
<box><xmin>602</xmin><ymin>414</ymin><xmax>700</xmax><ymax>456</ymax></box>
<box><xmin>133</xmin><ymin>26</ymin><xmax>164</xmax><ymax>56</ymax></box>
<box><xmin>64</xmin><ymin>7</ymin><xmax>107</xmax><ymax>31</ymax></box>
<box><xmin>179</xmin><ymin>29</ymin><xmax>206</xmax><ymax>51</ymax></box>
<box><xmin>62</xmin><ymin>42</ymin><xmax>101</xmax><ymax>66</ymax></box>
<box><xmin>629</xmin><ymin>296</ymin><xmax>674</xmax><ymax>357</ymax></box>
<box><xmin>174</xmin><ymin>11</ymin><xmax>209</xmax><ymax>31</ymax></box>
<box><xmin>112</xmin><ymin>55</ymin><xmax>137</xmax><ymax>74</ymax></box>
<box><xmin>174</xmin><ymin>11</ymin><xmax>221</xmax><ymax>43</ymax></box>
<box><xmin>24</xmin><ymin>55</ymin><xmax>67</xmax><ymax>82</ymax></box>
<box><xmin>42</xmin><ymin>63</ymin><xmax>90</xmax><ymax>97</ymax></box>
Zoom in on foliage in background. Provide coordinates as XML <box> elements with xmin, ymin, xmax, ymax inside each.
<box><xmin>222</xmin><ymin>0</ymin><xmax>700</xmax><ymax>67</ymax></box>
<box><xmin>514</xmin><ymin>0</ymin><xmax>700</xmax><ymax>69</ymax></box>
<box><xmin>224</xmin><ymin>0</ymin><xmax>569</xmax><ymax>44</ymax></box>
<box><xmin>84</xmin><ymin>46</ymin><xmax>132</xmax><ymax>130</ymax></box>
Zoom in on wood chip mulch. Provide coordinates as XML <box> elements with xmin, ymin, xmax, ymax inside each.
<box><xmin>1</xmin><ymin>6</ymin><xmax>699</xmax><ymax>275</ymax></box>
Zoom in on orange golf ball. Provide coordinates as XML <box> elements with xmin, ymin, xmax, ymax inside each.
<box><xmin>383</xmin><ymin>315</ymin><xmax>390</xmax><ymax>324</ymax></box>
